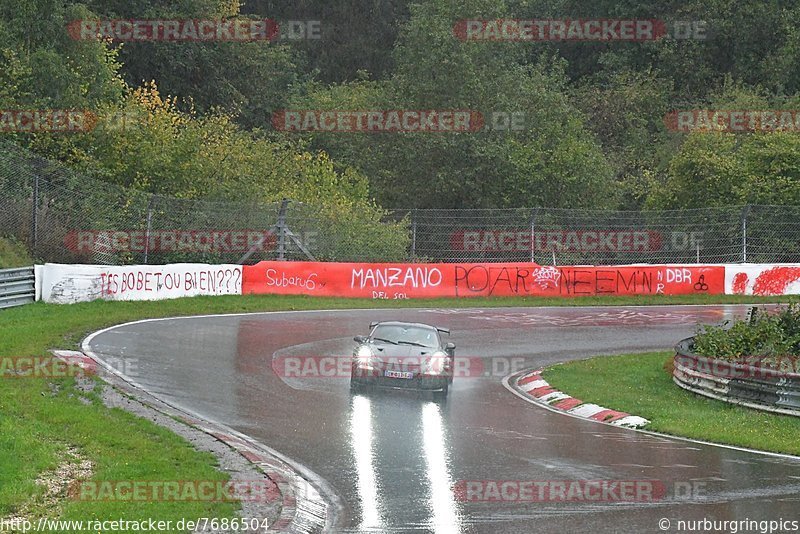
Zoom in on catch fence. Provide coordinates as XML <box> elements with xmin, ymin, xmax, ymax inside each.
<box><xmin>1</xmin><ymin>141</ymin><xmax>799</xmax><ymax>265</ymax></box>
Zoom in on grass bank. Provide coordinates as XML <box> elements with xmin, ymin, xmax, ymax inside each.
<box><xmin>543</xmin><ymin>352</ymin><xmax>800</xmax><ymax>456</ymax></box>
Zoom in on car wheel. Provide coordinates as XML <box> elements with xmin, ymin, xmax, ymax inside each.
<box><xmin>350</xmin><ymin>379</ymin><xmax>363</xmax><ymax>392</ymax></box>
<box><xmin>432</xmin><ymin>384</ymin><xmax>448</xmax><ymax>402</ymax></box>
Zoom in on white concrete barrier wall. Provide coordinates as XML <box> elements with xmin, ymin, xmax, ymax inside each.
<box><xmin>40</xmin><ymin>263</ymin><xmax>242</xmax><ymax>304</ymax></box>
<box><xmin>34</xmin><ymin>264</ymin><xmax>43</xmax><ymax>301</ymax></box>
<box><xmin>33</xmin><ymin>262</ymin><xmax>800</xmax><ymax>304</ymax></box>
<box><xmin>724</xmin><ymin>264</ymin><xmax>800</xmax><ymax>296</ymax></box>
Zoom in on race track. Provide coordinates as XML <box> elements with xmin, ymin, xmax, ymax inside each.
<box><xmin>84</xmin><ymin>305</ymin><xmax>800</xmax><ymax>533</ymax></box>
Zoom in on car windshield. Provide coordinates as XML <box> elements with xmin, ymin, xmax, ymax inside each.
<box><xmin>370</xmin><ymin>325</ymin><xmax>439</xmax><ymax>348</ymax></box>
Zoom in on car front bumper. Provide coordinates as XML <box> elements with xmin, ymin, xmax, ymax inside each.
<box><xmin>352</xmin><ymin>368</ymin><xmax>450</xmax><ymax>391</ymax></box>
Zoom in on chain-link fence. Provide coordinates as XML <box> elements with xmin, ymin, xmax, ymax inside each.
<box><xmin>2</xmin><ymin>140</ymin><xmax>800</xmax><ymax>265</ymax></box>
<box><xmin>0</xmin><ymin>141</ymin><xmax>410</xmax><ymax>265</ymax></box>
<box><xmin>404</xmin><ymin>205</ymin><xmax>800</xmax><ymax>264</ymax></box>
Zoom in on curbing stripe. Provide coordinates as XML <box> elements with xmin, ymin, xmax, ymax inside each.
<box><xmin>510</xmin><ymin>366</ymin><xmax>650</xmax><ymax>429</ymax></box>
<box><xmin>521</xmin><ymin>379</ymin><xmax>549</xmax><ymax>392</ymax></box>
<box><xmin>531</xmin><ymin>385</ymin><xmax>557</xmax><ymax>398</ymax></box>
<box><xmin>588</xmin><ymin>409</ymin><xmax>630</xmax><ymax>423</ymax></box>
<box><xmin>611</xmin><ymin>415</ymin><xmax>651</xmax><ymax>428</ymax></box>
<box><xmin>518</xmin><ymin>373</ymin><xmax>542</xmax><ymax>386</ymax></box>
<box><xmin>553</xmin><ymin>397</ymin><xmax>583</xmax><ymax>411</ymax></box>
<box><xmin>567</xmin><ymin>403</ymin><xmax>606</xmax><ymax>418</ymax></box>
<box><xmin>539</xmin><ymin>391</ymin><xmax>570</xmax><ymax>403</ymax></box>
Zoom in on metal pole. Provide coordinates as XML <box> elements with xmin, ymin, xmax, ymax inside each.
<box><xmin>143</xmin><ymin>195</ymin><xmax>155</xmax><ymax>264</ymax></box>
<box><xmin>277</xmin><ymin>198</ymin><xmax>289</xmax><ymax>261</ymax></box>
<box><xmin>530</xmin><ymin>208</ymin><xmax>538</xmax><ymax>263</ymax></box>
<box><xmin>31</xmin><ymin>173</ymin><xmax>38</xmax><ymax>250</ymax></box>
<box><xmin>237</xmin><ymin>198</ymin><xmax>315</xmax><ymax>263</ymax></box>
<box><xmin>410</xmin><ymin>209</ymin><xmax>417</xmax><ymax>262</ymax></box>
<box><xmin>741</xmin><ymin>204</ymin><xmax>751</xmax><ymax>263</ymax></box>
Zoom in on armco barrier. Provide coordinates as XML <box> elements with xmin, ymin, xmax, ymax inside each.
<box><xmin>673</xmin><ymin>338</ymin><xmax>800</xmax><ymax>417</ymax></box>
<box><xmin>0</xmin><ymin>266</ymin><xmax>35</xmax><ymax>309</ymax></box>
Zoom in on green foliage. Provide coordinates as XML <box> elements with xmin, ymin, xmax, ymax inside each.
<box><xmin>525</xmin><ymin>0</ymin><xmax>800</xmax><ymax>98</ymax></box>
<box><xmin>0</xmin><ymin>1</ymin><xmax>125</xmax><ymax>109</ymax></box>
<box><xmin>0</xmin><ymin>237</ymin><xmax>34</xmax><ymax>268</ymax></box>
<box><xmin>289</xmin><ymin>0</ymin><xmax>616</xmax><ymax>209</ymax></box>
<box><xmin>80</xmin><ymin>0</ymin><xmax>304</xmax><ymax>130</ymax></box>
<box><xmin>241</xmin><ymin>1</ymin><xmax>411</xmax><ymax>84</ymax></box>
<box><xmin>312</xmin><ymin>207</ymin><xmax>410</xmax><ymax>262</ymax></box>
<box><xmin>646</xmin><ymin>82</ymin><xmax>800</xmax><ymax>209</ymax></box>
<box><xmin>570</xmin><ymin>68</ymin><xmax>674</xmax><ymax>208</ymax></box>
<box><xmin>649</xmin><ymin>129</ymin><xmax>800</xmax><ymax>209</ymax></box>
<box><xmin>4</xmin><ymin>0</ymin><xmax>800</xmax><ymax>224</ymax></box>
<box><xmin>694</xmin><ymin>304</ymin><xmax>800</xmax><ymax>367</ymax></box>
<box><xmin>12</xmin><ymin>82</ymin><xmax>410</xmax><ymax>263</ymax></box>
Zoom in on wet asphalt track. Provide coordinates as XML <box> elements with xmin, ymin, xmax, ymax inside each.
<box><xmin>85</xmin><ymin>305</ymin><xmax>800</xmax><ymax>533</ymax></box>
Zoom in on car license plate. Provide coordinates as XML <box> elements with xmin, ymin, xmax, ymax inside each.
<box><xmin>385</xmin><ymin>370</ymin><xmax>413</xmax><ymax>379</ymax></box>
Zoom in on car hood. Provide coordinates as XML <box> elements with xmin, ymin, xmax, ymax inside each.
<box><xmin>366</xmin><ymin>343</ymin><xmax>437</xmax><ymax>359</ymax></box>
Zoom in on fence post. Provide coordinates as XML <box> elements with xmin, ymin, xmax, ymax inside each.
<box><xmin>237</xmin><ymin>198</ymin><xmax>314</xmax><ymax>264</ymax></box>
<box><xmin>276</xmin><ymin>198</ymin><xmax>289</xmax><ymax>261</ymax></box>
<box><xmin>741</xmin><ymin>204</ymin><xmax>751</xmax><ymax>263</ymax></box>
<box><xmin>30</xmin><ymin>173</ymin><xmax>38</xmax><ymax>251</ymax></box>
<box><xmin>410</xmin><ymin>209</ymin><xmax>417</xmax><ymax>262</ymax></box>
<box><xmin>530</xmin><ymin>208</ymin><xmax>539</xmax><ymax>263</ymax></box>
<box><xmin>143</xmin><ymin>194</ymin><xmax>156</xmax><ymax>264</ymax></box>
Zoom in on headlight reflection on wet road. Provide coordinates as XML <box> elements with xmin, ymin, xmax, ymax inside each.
<box><xmin>422</xmin><ymin>401</ymin><xmax>462</xmax><ymax>534</ymax></box>
<box><xmin>349</xmin><ymin>394</ymin><xmax>383</xmax><ymax>531</ymax></box>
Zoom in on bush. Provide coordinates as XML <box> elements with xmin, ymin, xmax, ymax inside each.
<box><xmin>693</xmin><ymin>304</ymin><xmax>800</xmax><ymax>372</ymax></box>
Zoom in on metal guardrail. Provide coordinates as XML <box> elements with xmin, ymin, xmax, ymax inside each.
<box><xmin>673</xmin><ymin>337</ymin><xmax>800</xmax><ymax>417</ymax></box>
<box><xmin>0</xmin><ymin>266</ymin><xmax>35</xmax><ymax>309</ymax></box>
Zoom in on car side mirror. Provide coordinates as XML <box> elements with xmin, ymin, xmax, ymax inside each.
<box><xmin>445</xmin><ymin>342</ymin><xmax>456</xmax><ymax>350</ymax></box>
<box><xmin>354</xmin><ymin>335</ymin><xmax>367</xmax><ymax>343</ymax></box>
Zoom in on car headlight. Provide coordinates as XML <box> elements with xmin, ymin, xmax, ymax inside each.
<box><xmin>355</xmin><ymin>345</ymin><xmax>374</xmax><ymax>369</ymax></box>
<box><xmin>423</xmin><ymin>351</ymin><xmax>450</xmax><ymax>375</ymax></box>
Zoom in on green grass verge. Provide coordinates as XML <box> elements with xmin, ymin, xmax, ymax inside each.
<box><xmin>543</xmin><ymin>352</ymin><xmax>800</xmax><ymax>456</ymax></box>
<box><xmin>0</xmin><ymin>237</ymin><xmax>34</xmax><ymax>269</ymax></box>
<box><xmin>0</xmin><ymin>292</ymin><xmax>791</xmax><ymax>527</ymax></box>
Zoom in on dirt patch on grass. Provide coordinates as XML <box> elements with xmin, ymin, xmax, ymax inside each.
<box><xmin>2</xmin><ymin>446</ymin><xmax>94</xmax><ymax>526</ymax></box>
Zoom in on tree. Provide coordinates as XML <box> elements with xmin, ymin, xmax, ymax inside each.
<box><xmin>241</xmin><ymin>0</ymin><xmax>412</xmax><ymax>83</ymax></box>
<box><xmin>647</xmin><ymin>83</ymin><xmax>800</xmax><ymax>209</ymax></box>
<box><xmin>0</xmin><ymin>1</ymin><xmax>125</xmax><ymax>109</ymax></box>
<box><xmin>81</xmin><ymin>0</ymin><xmax>304</xmax><ymax>130</ymax></box>
<box><xmin>287</xmin><ymin>0</ymin><xmax>616</xmax><ymax>209</ymax></box>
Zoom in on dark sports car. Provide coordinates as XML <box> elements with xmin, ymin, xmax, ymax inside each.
<box><xmin>349</xmin><ymin>321</ymin><xmax>456</xmax><ymax>399</ymax></box>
